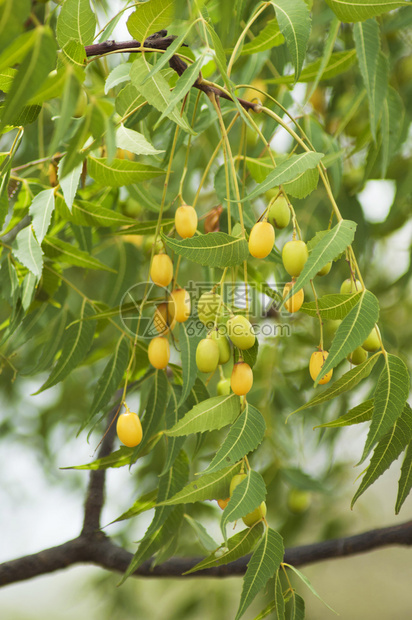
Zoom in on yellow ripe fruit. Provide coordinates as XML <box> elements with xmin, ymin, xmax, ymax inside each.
<box><xmin>231</xmin><ymin>362</ymin><xmax>253</xmax><ymax>396</ymax></box>
<box><xmin>217</xmin><ymin>498</ymin><xmax>230</xmax><ymax>510</ymax></box>
<box><xmin>197</xmin><ymin>291</ymin><xmax>222</xmax><ymax>327</ymax></box>
<box><xmin>150</xmin><ymin>254</ymin><xmax>173</xmax><ymax>287</ymax></box>
<box><xmin>153</xmin><ymin>302</ymin><xmax>175</xmax><ymax>335</ymax></box>
<box><xmin>116</xmin><ymin>412</ymin><xmax>143</xmax><ymax>448</ymax></box>
<box><xmin>283</xmin><ymin>281</ymin><xmax>304</xmax><ymax>313</ymax></box>
<box><xmin>282</xmin><ymin>240</ymin><xmax>308</xmax><ymax>277</ymax></box>
<box><xmin>340</xmin><ymin>278</ymin><xmax>362</xmax><ymax>294</ymax></box>
<box><xmin>248</xmin><ymin>221</ymin><xmax>275</xmax><ymax>259</ymax></box>
<box><xmin>217</xmin><ymin>378</ymin><xmax>231</xmax><ymax>395</ymax></box>
<box><xmin>227</xmin><ymin>315</ymin><xmax>255</xmax><ymax>350</ymax></box>
<box><xmin>196</xmin><ymin>338</ymin><xmax>220</xmax><ymax>373</ymax></box>
<box><xmin>309</xmin><ymin>350</ymin><xmax>333</xmax><ymax>385</ymax></box>
<box><xmin>148</xmin><ymin>336</ymin><xmax>170</xmax><ymax>369</ymax></box>
<box><xmin>362</xmin><ymin>325</ymin><xmax>381</xmax><ymax>351</ymax></box>
<box><xmin>244</xmin><ymin>78</ymin><xmax>267</xmax><ymax>104</ymax></box>
<box><xmin>210</xmin><ymin>329</ymin><xmax>231</xmax><ymax>365</ymax></box>
<box><xmin>230</xmin><ymin>473</ymin><xmax>247</xmax><ymax>496</ymax></box>
<box><xmin>243</xmin><ymin>501</ymin><xmax>267</xmax><ymax>527</ymax></box>
<box><xmin>175</xmin><ymin>205</ymin><xmax>198</xmax><ymax>239</ymax></box>
<box><xmin>317</xmin><ymin>261</ymin><xmax>332</xmax><ymax>277</ymax></box>
<box><xmin>347</xmin><ymin>346</ymin><xmax>368</xmax><ymax>365</ymax></box>
<box><xmin>169</xmin><ymin>288</ymin><xmax>191</xmax><ymax>323</ymax></box>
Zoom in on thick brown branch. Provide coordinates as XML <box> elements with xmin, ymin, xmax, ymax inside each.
<box><xmin>2</xmin><ymin>520</ymin><xmax>412</xmax><ymax>587</ymax></box>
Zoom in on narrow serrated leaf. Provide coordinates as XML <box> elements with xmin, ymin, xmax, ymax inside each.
<box><xmin>183</xmin><ymin>515</ymin><xmax>218</xmax><ymax>553</ymax></box>
<box><xmin>29</xmin><ymin>189</ymin><xmax>55</xmax><ymax>243</ymax></box>
<box><xmin>300</xmin><ymin>292</ymin><xmax>362</xmax><ymax>320</ymax></box>
<box><xmin>396</xmin><ymin>442</ymin><xmax>412</xmax><ymax>514</ymax></box>
<box><xmin>58</xmin><ymin>157</ymin><xmax>83</xmax><ymax>212</ymax></box>
<box><xmin>12</xmin><ymin>226</ymin><xmax>43</xmax><ymax>277</ymax></box>
<box><xmin>88</xmin><ymin>156</ymin><xmax>164</xmax><ymax>188</ymax></box>
<box><xmin>42</xmin><ymin>236</ymin><xmax>115</xmax><ymax>272</ymax></box>
<box><xmin>133</xmin><ymin>370</ymin><xmax>169</xmax><ymax>459</ymax></box>
<box><xmin>221</xmin><ymin>470</ymin><xmax>267</xmax><ymax>539</ymax></box>
<box><xmin>269</xmin><ymin>0</ymin><xmax>311</xmax><ymax>80</ymax></box>
<box><xmin>315</xmin><ymin>399</ymin><xmax>374</xmax><ymax>429</ymax></box>
<box><xmin>165</xmin><ymin>393</ymin><xmax>241</xmax><ymax>437</ymax></box>
<box><xmin>285</xmin><ymin>564</ymin><xmax>336</xmax><ymax>612</ymax></box>
<box><xmin>325</xmin><ymin>0</ymin><xmax>408</xmax><ymax>23</ymax></box>
<box><xmin>109</xmin><ymin>489</ymin><xmax>157</xmax><ymax>524</ymax></box>
<box><xmin>115</xmin><ymin>124</ymin><xmax>164</xmax><ymax>155</ymax></box>
<box><xmin>178</xmin><ymin>321</ymin><xmax>203</xmax><ymax>406</ymax></box>
<box><xmin>162</xmin><ymin>232</ymin><xmax>249</xmax><ymax>268</ymax></box>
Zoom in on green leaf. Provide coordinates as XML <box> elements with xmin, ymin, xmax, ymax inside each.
<box><xmin>12</xmin><ymin>226</ymin><xmax>43</xmax><ymax>277</ymax></box>
<box><xmin>184</xmin><ymin>522</ymin><xmax>264</xmax><ymax>575</ymax></box>
<box><xmin>315</xmin><ymin>398</ymin><xmax>374</xmax><ymax>429</ymax></box>
<box><xmin>64</xmin><ymin>446</ymin><xmax>134</xmax><ymax>470</ymax></box>
<box><xmin>285</xmin><ymin>564</ymin><xmax>336</xmax><ymax>613</ymax></box>
<box><xmin>157</xmin><ymin>55</ymin><xmax>204</xmax><ymax>125</ymax></box>
<box><xmin>306</xmin><ymin>17</ymin><xmax>341</xmax><ymax>102</ymax></box>
<box><xmin>352</xmin><ymin>403</ymin><xmax>412</xmax><ymax>507</ymax></box>
<box><xmin>133</xmin><ymin>370</ymin><xmax>169</xmax><ymax>459</ymax></box>
<box><xmin>115</xmin><ymin>83</ymin><xmax>145</xmax><ymax>119</ymax></box>
<box><xmin>381</xmin><ymin>86</ymin><xmax>404</xmax><ymax>176</ymax></box>
<box><xmin>293</xmin><ymin>355</ymin><xmax>380</xmax><ymax>415</ymax></box>
<box><xmin>242</xmin><ymin>152</ymin><xmax>323</xmax><ymax>202</ymax></box>
<box><xmin>35</xmin><ymin>300</ymin><xmax>95</xmax><ymax>393</ymax></box>
<box><xmin>29</xmin><ymin>189</ymin><xmax>55</xmax><ymax>243</ymax></box>
<box><xmin>240</xmin><ymin>18</ymin><xmax>284</xmax><ymax>55</ymax></box>
<box><xmin>360</xmin><ymin>354</ymin><xmax>410</xmax><ymax>462</ymax></box>
<box><xmin>221</xmin><ymin>470</ymin><xmax>267</xmax><ymax>539</ymax></box>
<box><xmin>165</xmin><ymin>393</ymin><xmax>241</xmax><ymax>437</ymax></box>
<box><xmin>58</xmin><ymin>157</ymin><xmax>83</xmax><ymax>212</ymax></box>
<box><xmin>87</xmin><ymin>156</ymin><xmax>164</xmax><ymax>188</ymax></box>
<box><xmin>23</xmin><ymin>307</ymin><xmax>69</xmax><ymax>375</ymax></box>
<box><xmin>275</xmin><ymin>570</ymin><xmax>286</xmax><ymax>620</ymax></box>
<box><xmin>314</xmin><ymin>290</ymin><xmax>379</xmax><ymax>385</ymax></box>
<box><xmin>235</xmin><ymin>528</ymin><xmax>284</xmax><ymax>620</ymax></box>
<box><xmin>162</xmin><ymin>232</ymin><xmax>249</xmax><ymax>268</ymax></box>
<box><xmin>285</xmin><ymin>221</ymin><xmax>357</xmax><ymax>307</ymax></box>
<box><xmin>48</xmin><ymin>68</ymin><xmax>81</xmax><ymax>155</ymax></box>
<box><xmin>56</xmin><ymin>0</ymin><xmax>96</xmax><ymax>48</ymax></box>
<box><xmin>104</xmin><ymin>63</ymin><xmax>131</xmax><ymax>94</ymax></box>
<box><xmin>269</xmin><ymin>0</ymin><xmax>311</xmax><ymax>80</ymax></box>
<box><xmin>371</xmin><ymin>50</ymin><xmax>389</xmax><ymax>140</ymax></box>
<box><xmin>300</xmin><ymin>292</ymin><xmax>362</xmax><ymax>320</ymax></box>
<box><xmin>246</xmin><ymin>156</ymin><xmax>319</xmax><ymax>199</ymax></box>
<box><xmin>269</xmin><ymin>49</ymin><xmax>356</xmax><ymax>85</ymax></box>
<box><xmin>126</xmin><ymin>0</ymin><xmax>174</xmax><ymax>43</ymax></box>
<box><xmin>183</xmin><ymin>514</ymin><xmax>218</xmax><ymax>553</ymax></box>
<box><xmin>396</xmin><ymin>442</ymin><xmax>412</xmax><ymax>514</ymax></box>
<box><xmin>291</xmin><ymin>594</ymin><xmax>305</xmax><ymax>620</ymax></box>
<box><xmin>42</xmin><ymin>236</ymin><xmax>115</xmax><ymax>272</ymax></box>
<box><xmin>0</xmin><ymin>27</ymin><xmax>57</xmax><ymax>131</ymax></box>
<box><xmin>0</xmin><ymin>0</ymin><xmax>31</xmax><ymax>53</ymax></box>
<box><xmin>0</xmin><ymin>29</ymin><xmax>36</xmax><ymax>73</ymax></box>
<box><xmin>109</xmin><ymin>489</ymin><xmax>157</xmax><ymax>524</ymax></box>
<box><xmin>115</xmin><ymin>124</ymin><xmax>164</xmax><ymax>156</ymax></box>
<box><xmin>178</xmin><ymin>321</ymin><xmax>204</xmax><ymax>406</ymax></box>
<box><xmin>0</xmin><ymin>254</ymin><xmax>19</xmax><ymax>306</ymax></box>
<box><xmin>85</xmin><ymin>337</ymin><xmax>130</xmax><ymax>427</ymax></box>
<box><xmin>58</xmin><ymin>198</ymin><xmax>136</xmax><ymax>228</ymax></box>
<box><xmin>130</xmin><ymin>57</ymin><xmax>194</xmax><ymax>134</ymax></box>
<box><xmin>203</xmin><ymin>403</ymin><xmax>266</xmax><ymax>473</ymax></box>
<box><xmin>157</xmin><ymin>463</ymin><xmax>242</xmax><ymax>506</ymax></box>
<box><xmin>325</xmin><ymin>0</ymin><xmax>409</xmax><ymax>22</ymax></box>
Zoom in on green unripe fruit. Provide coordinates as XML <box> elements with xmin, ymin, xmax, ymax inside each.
<box><xmin>230</xmin><ymin>473</ymin><xmax>247</xmax><ymax>496</ymax></box>
<box><xmin>267</xmin><ymin>195</ymin><xmax>290</xmax><ymax>229</ymax></box>
<box><xmin>196</xmin><ymin>338</ymin><xmax>220</xmax><ymax>373</ymax></box>
<box><xmin>217</xmin><ymin>378</ymin><xmax>231</xmax><ymax>395</ymax></box>
<box><xmin>324</xmin><ymin>319</ymin><xmax>342</xmax><ymax>340</ymax></box>
<box><xmin>282</xmin><ymin>240</ymin><xmax>308</xmax><ymax>277</ymax></box>
<box><xmin>347</xmin><ymin>346</ymin><xmax>368</xmax><ymax>365</ymax></box>
<box><xmin>227</xmin><ymin>315</ymin><xmax>255</xmax><ymax>350</ymax></box>
<box><xmin>317</xmin><ymin>261</ymin><xmax>332</xmax><ymax>277</ymax></box>
<box><xmin>362</xmin><ymin>325</ymin><xmax>381</xmax><ymax>351</ymax></box>
<box><xmin>340</xmin><ymin>278</ymin><xmax>362</xmax><ymax>294</ymax></box>
<box><xmin>287</xmin><ymin>489</ymin><xmax>311</xmax><ymax>514</ymax></box>
<box><xmin>197</xmin><ymin>291</ymin><xmax>222</xmax><ymax>327</ymax></box>
<box><xmin>242</xmin><ymin>501</ymin><xmax>267</xmax><ymax>527</ymax></box>
<box><xmin>210</xmin><ymin>329</ymin><xmax>231</xmax><ymax>365</ymax></box>
<box><xmin>74</xmin><ymin>89</ymin><xmax>88</xmax><ymax>118</ymax></box>
<box><xmin>248</xmin><ymin>221</ymin><xmax>275</xmax><ymax>258</ymax></box>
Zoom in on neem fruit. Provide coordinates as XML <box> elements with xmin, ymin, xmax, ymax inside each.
<box><xmin>283</xmin><ymin>281</ymin><xmax>304</xmax><ymax>313</ymax></box>
<box><xmin>196</xmin><ymin>338</ymin><xmax>220</xmax><ymax>373</ymax></box>
<box><xmin>231</xmin><ymin>362</ymin><xmax>253</xmax><ymax>396</ymax></box>
<box><xmin>309</xmin><ymin>350</ymin><xmax>333</xmax><ymax>385</ymax></box>
<box><xmin>282</xmin><ymin>240</ymin><xmax>308</xmax><ymax>277</ymax></box>
<box><xmin>248</xmin><ymin>221</ymin><xmax>275</xmax><ymax>258</ymax></box>
<box><xmin>116</xmin><ymin>411</ymin><xmax>143</xmax><ymax>447</ymax></box>
<box><xmin>150</xmin><ymin>254</ymin><xmax>173</xmax><ymax>287</ymax></box>
<box><xmin>175</xmin><ymin>205</ymin><xmax>198</xmax><ymax>239</ymax></box>
<box><xmin>148</xmin><ymin>336</ymin><xmax>170</xmax><ymax>369</ymax></box>
<box><xmin>227</xmin><ymin>315</ymin><xmax>255</xmax><ymax>350</ymax></box>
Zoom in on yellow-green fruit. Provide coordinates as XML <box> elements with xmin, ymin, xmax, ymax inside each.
<box><xmin>242</xmin><ymin>501</ymin><xmax>267</xmax><ymax>527</ymax></box>
<box><xmin>317</xmin><ymin>261</ymin><xmax>332</xmax><ymax>277</ymax></box>
<box><xmin>197</xmin><ymin>291</ymin><xmax>221</xmax><ymax>327</ymax></box>
<box><xmin>324</xmin><ymin>319</ymin><xmax>342</xmax><ymax>340</ymax></box>
<box><xmin>230</xmin><ymin>473</ymin><xmax>247</xmax><ymax>496</ymax></box>
<box><xmin>116</xmin><ymin>412</ymin><xmax>143</xmax><ymax>447</ymax></box>
<box><xmin>347</xmin><ymin>346</ymin><xmax>368</xmax><ymax>365</ymax></box>
<box><xmin>150</xmin><ymin>254</ymin><xmax>173</xmax><ymax>287</ymax></box>
<box><xmin>210</xmin><ymin>330</ymin><xmax>231</xmax><ymax>364</ymax></box>
<box><xmin>175</xmin><ymin>205</ymin><xmax>198</xmax><ymax>239</ymax></box>
<box><xmin>309</xmin><ymin>350</ymin><xmax>333</xmax><ymax>385</ymax></box>
<box><xmin>362</xmin><ymin>326</ymin><xmax>381</xmax><ymax>351</ymax></box>
<box><xmin>287</xmin><ymin>489</ymin><xmax>311</xmax><ymax>514</ymax></box>
<box><xmin>74</xmin><ymin>89</ymin><xmax>88</xmax><ymax>118</ymax></box>
<box><xmin>227</xmin><ymin>315</ymin><xmax>255</xmax><ymax>350</ymax></box>
<box><xmin>196</xmin><ymin>338</ymin><xmax>220</xmax><ymax>373</ymax></box>
<box><xmin>231</xmin><ymin>362</ymin><xmax>253</xmax><ymax>396</ymax></box>
<box><xmin>144</xmin><ymin>235</ymin><xmax>163</xmax><ymax>256</ymax></box>
<box><xmin>283</xmin><ymin>281</ymin><xmax>304</xmax><ymax>313</ymax></box>
<box><xmin>148</xmin><ymin>337</ymin><xmax>170</xmax><ymax>369</ymax></box>
<box><xmin>217</xmin><ymin>498</ymin><xmax>230</xmax><ymax>510</ymax></box>
<box><xmin>153</xmin><ymin>302</ymin><xmax>175</xmax><ymax>335</ymax></box>
<box><xmin>340</xmin><ymin>278</ymin><xmax>362</xmax><ymax>294</ymax></box>
<box><xmin>267</xmin><ymin>195</ymin><xmax>290</xmax><ymax>229</ymax></box>
<box><xmin>282</xmin><ymin>240</ymin><xmax>309</xmax><ymax>277</ymax></box>
<box><xmin>169</xmin><ymin>288</ymin><xmax>191</xmax><ymax>323</ymax></box>
<box><xmin>217</xmin><ymin>378</ymin><xmax>231</xmax><ymax>395</ymax></box>
<box><xmin>248</xmin><ymin>221</ymin><xmax>275</xmax><ymax>258</ymax></box>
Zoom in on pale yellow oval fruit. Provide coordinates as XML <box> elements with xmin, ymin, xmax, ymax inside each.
<box><xmin>282</xmin><ymin>240</ymin><xmax>308</xmax><ymax>277</ymax></box>
<box><xmin>227</xmin><ymin>315</ymin><xmax>255</xmax><ymax>350</ymax></box>
<box><xmin>210</xmin><ymin>329</ymin><xmax>231</xmax><ymax>364</ymax></box>
<box><xmin>169</xmin><ymin>288</ymin><xmax>191</xmax><ymax>323</ymax></box>
<box><xmin>196</xmin><ymin>338</ymin><xmax>220</xmax><ymax>373</ymax></box>
<box><xmin>148</xmin><ymin>337</ymin><xmax>170</xmax><ymax>369</ymax></box>
<box><xmin>175</xmin><ymin>205</ymin><xmax>198</xmax><ymax>239</ymax></box>
<box><xmin>242</xmin><ymin>501</ymin><xmax>267</xmax><ymax>527</ymax></box>
<box><xmin>231</xmin><ymin>362</ymin><xmax>253</xmax><ymax>396</ymax></box>
<box><xmin>217</xmin><ymin>378</ymin><xmax>231</xmax><ymax>395</ymax></box>
<box><xmin>267</xmin><ymin>195</ymin><xmax>290</xmax><ymax>229</ymax></box>
<box><xmin>217</xmin><ymin>498</ymin><xmax>230</xmax><ymax>510</ymax></box>
<box><xmin>362</xmin><ymin>325</ymin><xmax>381</xmax><ymax>351</ymax></box>
<box><xmin>150</xmin><ymin>254</ymin><xmax>173</xmax><ymax>287</ymax></box>
<box><xmin>347</xmin><ymin>346</ymin><xmax>368</xmax><ymax>365</ymax></box>
<box><xmin>197</xmin><ymin>291</ymin><xmax>222</xmax><ymax>327</ymax></box>
<box><xmin>309</xmin><ymin>350</ymin><xmax>333</xmax><ymax>385</ymax></box>
<box><xmin>340</xmin><ymin>278</ymin><xmax>362</xmax><ymax>294</ymax></box>
<box><xmin>116</xmin><ymin>412</ymin><xmax>143</xmax><ymax>447</ymax></box>
<box><xmin>317</xmin><ymin>261</ymin><xmax>332</xmax><ymax>277</ymax></box>
<box><xmin>248</xmin><ymin>221</ymin><xmax>275</xmax><ymax>258</ymax></box>
<box><xmin>283</xmin><ymin>281</ymin><xmax>304</xmax><ymax>313</ymax></box>
<box><xmin>153</xmin><ymin>302</ymin><xmax>175</xmax><ymax>335</ymax></box>
<box><xmin>230</xmin><ymin>473</ymin><xmax>247</xmax><ymax>496</ymax></box>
